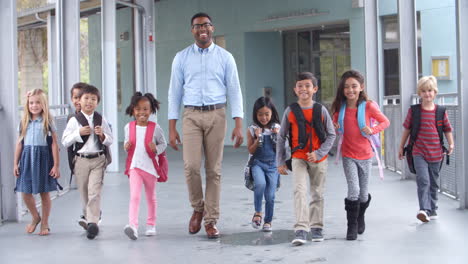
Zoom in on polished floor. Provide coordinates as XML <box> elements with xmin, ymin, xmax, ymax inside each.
<box><xmin>1</xmin><ymin>147</ymin><xmax>467</xmax><ymax>264</ymax></box>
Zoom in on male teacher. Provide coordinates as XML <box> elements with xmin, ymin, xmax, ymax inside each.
<box><xmin>168</xmin><ymin>12</ymin><xmax>244</xmax><ymax>239</ymax></box>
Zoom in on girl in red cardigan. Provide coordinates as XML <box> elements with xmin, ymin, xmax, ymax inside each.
<box><xmin>123</xmin><ymin>92</ymin><xmax>167</xmax><ymax>240</ymax></box>
<box><xmin>331</xmin><ymin>70</ymin><xmax>390</xmax><ymax>240</ymax></box>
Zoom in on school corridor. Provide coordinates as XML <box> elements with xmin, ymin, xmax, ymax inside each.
<box><xmin>0</xmin><ymin>146</ymin><xmax>467</xmax><ymax>264</ymax></box>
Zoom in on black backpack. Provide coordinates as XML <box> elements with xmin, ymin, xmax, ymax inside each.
<box><xmin>286</xmin><ymin>102</ymin><xmax>327</xmax><ymax>170</ymax></box>
<box><xmin>403</xmin><ymin>104</ymin><xmax>449</xmax><ymax>173</ymax></box>
<box><xmin>70</xmin><ymin>112</ymin><xmax>112</xmax><ymax>171</ymax></box>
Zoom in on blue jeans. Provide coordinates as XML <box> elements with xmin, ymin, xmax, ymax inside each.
<box><xmin>251</xmin><ymin>159</ymin><xmax>278</xmax><ymax>223</ymax></box>
<box><xmin>414</xmin><ymin>155</ymin><xmax>440</xmax><ymax>213</ymax></box>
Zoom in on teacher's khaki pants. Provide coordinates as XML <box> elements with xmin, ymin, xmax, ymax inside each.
<box><xmin>182</xmin><ymin>108</ymin><xmax>227</xmax><ymax>225</ymax></box>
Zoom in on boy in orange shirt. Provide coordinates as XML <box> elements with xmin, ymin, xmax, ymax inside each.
<box><xmin>276</xmin><ymin>72</ymin><xmax>336</xmax><ymax>246</ymax></box>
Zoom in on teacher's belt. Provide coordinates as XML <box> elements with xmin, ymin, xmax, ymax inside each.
<box><xmin>184</xmin><ymin>103</ymin><xmax>225</xmax><ymax>111</ymax></box>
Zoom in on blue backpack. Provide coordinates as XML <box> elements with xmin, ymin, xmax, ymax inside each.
<box><xmin>336</xmin><ymin>100</ymin><xmax>384</xmax><ymax>179</ymax></box>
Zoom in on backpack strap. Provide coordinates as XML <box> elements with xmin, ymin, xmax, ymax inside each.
<box><xmin>74</xmin><ymin>111</ymin><xmax>105</xmax><ymax>152</ymax></box>
<box><xmin>289</xmin><ymin>103</ymin><xmax>308</xmax><ymax>153</ymax></box>
<box><xmin>312</xmin><ymin>102</ymin><xmax>326</xmax><ymax>143</ymax></box>
<box><xmin>74</xmin><ymin>112</ymin><xmax>90</xmax><ymax>151</ymax></box>
<box><xmin>145</xmin><ymin>121</ymin><xmax>168</xmax><ymax>181</ymax></box>
<box><xmin>124</xmin><ymin>121</ymin><xmax>137</xmax><ymax>176</ymax></box>
<box><xmin>435</xmin><ymin>105</ymin><xmax>449</xmax><ymax>166</ymax></box>
<box><xmin>144</xmin><ymin>121</ymin><xmax>158</xmax><ymax>162</ymax></box>
<box><xmin>337</xmin><ymin>102</ymin><xmax>346</xmax><ymax>135</ymax></box>
<box><xmin>357</xmin><ymin>101</ymin><xmax>368</xmax><ymax>137</ymax></box>
<box><xmin>409</xmin><ymin>104</ymin><xmax>421</xmax><ymax>145</ymax></box>
<box><xmin>335</xmin><ymin>102</ymin><xmax>346</xmax><ymax>165</ymax></box>
<box><xmin>435</xmin><ymin>105</ymin><xmax>446</xmax><ymax>146</ymax></box>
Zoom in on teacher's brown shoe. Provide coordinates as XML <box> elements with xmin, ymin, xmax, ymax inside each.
<box><xmin>205</xmin><ymin>223</ymin><xmax>220</xmax><ymax>239</ymax></box>
<box><xmin>189</xmin><ymin>210</ymin><xmax>204</xmax><ymax>234</ymax></box>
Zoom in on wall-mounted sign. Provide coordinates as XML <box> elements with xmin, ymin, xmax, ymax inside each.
<box><xmin>431</xmin><ymin>56</ymin><xmax>450</xmax><ymax>80</ymax></box>
<box><xmin>262</xmin><ymin>9</ymin><xmax>329</xmax><ymax>22</ymax></box>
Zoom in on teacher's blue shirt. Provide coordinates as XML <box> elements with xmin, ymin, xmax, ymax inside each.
<box><xmin>168</xmin><ymin>43</ymin><xmax>244</xmax><ymax>120</ymax></box>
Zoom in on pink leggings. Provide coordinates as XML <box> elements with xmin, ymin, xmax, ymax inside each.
<box><xmin>128</xmin><ymin>168</ymin><xmax>157</xmax><ymax>227</ymax></box>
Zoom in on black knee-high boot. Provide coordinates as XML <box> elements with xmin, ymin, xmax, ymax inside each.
<box><xmin>345</xmin><ymin>198</ymin><xmax>360</xmax><ymax>240</ymax></box>
<box><xmin>358</xmin><ymin>194</ymin><xmax>371</xmax><ymax>235</ymax></box>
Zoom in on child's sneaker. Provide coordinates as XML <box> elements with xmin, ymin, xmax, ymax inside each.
<box><xmin>78</xmin><ymin>215</ymin><xmax>88</xmax><ymax>230</ymax></box>
<box><xmin>416</xmin><ymin>210</ymin><xmax>430</xmax><ymax>223</ymax></box>
<box><xmin>291</xmin><ymin>230</ymin><xmax>308</xmax><ymax>246</ymax></box>
<box><xmin>310</xmin><ymin>228</ymin><xmax>324</xmax><ymax>242</ymax></box>
<box><xmin>86</xmin><ymin>223</ymin><xmax>99</xmax><ymax>240</ymax></box>
<box><xmin>262</xmin><ymin>223</ymin><xmax>272</xmax><ymax>232</ymax></box>
<box><xmin>145</xmin><ymin>225</ymin><xmax>156</xmax><ymax>236</ymax></box>
<box><xmin>428</xmin><ymin>210</ymin><xmax>438</xmax><ymax>220</ymax></box>
<box><xmin>124</xmin><ymin>225</ymin><xmax>138</xmax><ymax>240</ymax></box>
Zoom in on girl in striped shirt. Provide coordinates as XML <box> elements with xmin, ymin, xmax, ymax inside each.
<box><xmin>398</xmin><ymin>75</ymin><xmax>454</xmax><ymax>223</ymax></box>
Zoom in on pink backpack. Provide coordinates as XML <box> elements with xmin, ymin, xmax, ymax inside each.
<box><xmin>125</xmin><ymin>121</ymin><xmax>168</xmax><ymax>182</ymax></box>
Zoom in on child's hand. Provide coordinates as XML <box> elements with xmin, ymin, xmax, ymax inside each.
<box><xmin>278</xmin><ymin>165</ymin><xmax>288</xmax><ymax>175</ymax></box>
<box><xmin>80</xmin><ymin>126</ymin><xmax>91</xmax><ymax>136</ymax></box>
<box><xmin>307</xmin><ymin>152</ymin><xmax>317</xmax><ymax>162</ymax></box>
<box><xmin>49</xmin><ymin>166</ymin><xmax>60</xmax><ymax>179</ymax></box>
<box><xmin>94</xmin><ymin>126</ymin><xmax>105</xmax><ymax>141</ymax></box>
<box><xmin>94</xmin><ymin>126</ymin><xmax>102</xmax><ymax>135</ymax></box>
<box><xmin>148</xmin><ymin>142</ymin><xmax>157</xmax><ymax>153</ymax></box>
<box><xmin>361</xmin><ymin>126</ymin><xmax>373</xmax><ymax>135</ymax></box>
<box><xmin>447</xmin><ymin>144</ymin><xmax>454</xmax><ymax>155</ymax></box>
<box><xmin>398</xmin><ymin>147</ymin><xmax>405</xmax><ymax>160</ymax></box>
<box><xmin>334</xmin><ymin>122</ymin><xmax>340</xmax><ymax>129</ymax></box>
<box><xmin>254</xmin><ymin>128</ymin><xmax>262</xmax><ymax>138</ymax></box>
<box><xmin>124</xmin><ymin>141</ymin><xmax>132</xmax><ymax>151</ymax></box>
<box><xmin>14</xmin><ymin>164</ymin><xmax>19</xmax><ymax>177</ymax></box>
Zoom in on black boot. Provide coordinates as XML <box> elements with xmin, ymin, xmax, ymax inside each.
<box><xmin>358</xmin><ymin>194</ymin><xmax>371</xmax><ymax>235</ymax></box>
<box><xmin>345</xmin><ymin>198</ymin><xmax>360</xmax><ymax>240</ymax></box>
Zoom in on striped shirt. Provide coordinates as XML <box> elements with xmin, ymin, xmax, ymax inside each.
<box><xmin>403</xmin><ymin>105</ymin><xmax>452</xmax><ymax>162</ymax></box>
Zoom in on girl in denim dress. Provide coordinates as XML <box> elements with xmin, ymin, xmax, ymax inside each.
<box><xmin>247</xmin><ymin>97</ymin><xmax>281</xmax><ymax>231</ymax></box>
<box><xmin>13</xmin><ymin>89</ymin><xmax>61</xmax><ymax>236</ymax></box>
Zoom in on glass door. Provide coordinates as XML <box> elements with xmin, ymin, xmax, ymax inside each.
<box><xmin>283</xmin><ymin>25</ymin><xmax>350</xmax><ymax>109</ymax></box>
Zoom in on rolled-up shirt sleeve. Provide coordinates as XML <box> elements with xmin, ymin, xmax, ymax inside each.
<box><xmin>168</xmin><ymin>53</ymin><xmax>184</xmax><ymax>120</ymax></box>
<box><xmin>225</xmin><ymin>53</ymin><xmax>244</xmax><ymax>119</ymax></box>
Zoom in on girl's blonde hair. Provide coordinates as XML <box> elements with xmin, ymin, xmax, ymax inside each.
<box><xmin>19</xmin><ymin>89</ymin><xmax>53</xmax><ymax>141</ymax></box>
<box><xmin>417</xmin><ymin>75</ymin><xmax>438</xmax><ymax>96</ymax></box>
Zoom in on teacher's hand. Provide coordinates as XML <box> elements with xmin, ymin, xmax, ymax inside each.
<box><xmin>231</xmin><ymin>126</ymin><xmax>244</xmax><ymax>148</ymax></box>
<box><xmin>169</xmin><ymin>128</ymin><xmax>181</xmax><ymax>151</ymax></box>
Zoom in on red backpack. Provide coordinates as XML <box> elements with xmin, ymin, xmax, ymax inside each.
<box><xmin>124</xmin><ymin>121</ymin><xmax>168</xmax><ymax>182</ymax></box>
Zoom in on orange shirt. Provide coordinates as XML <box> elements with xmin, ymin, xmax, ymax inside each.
<box><xmin>288</xmin><ymin>108</ymin><xmax>327</xmax><ymax>163</ymax></box>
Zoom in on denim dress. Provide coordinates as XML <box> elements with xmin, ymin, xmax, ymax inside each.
<box><xmin>249</xmin><ymin>125</ymin><xmax>280</xmax><ymax>224</ymax></box>
<box><xmin>15</xmin><ymin>117</ymin><xmax>58</xmax><ymax>194</ymax></box>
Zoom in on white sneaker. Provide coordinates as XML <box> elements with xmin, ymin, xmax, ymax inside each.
<box><xmin>145</xmin><ymin>225</ymin><xmax>157</xmax><ymax>236</ymax></box>
<box><xmin>124</xmin><ymin>225</ymin><xmax>138</xmax><ymax>240</ymax></box>
<box><xmin>416</xmin><ymin>210</ymin><xmax>430</xmax><ymax>223</ymax></box>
